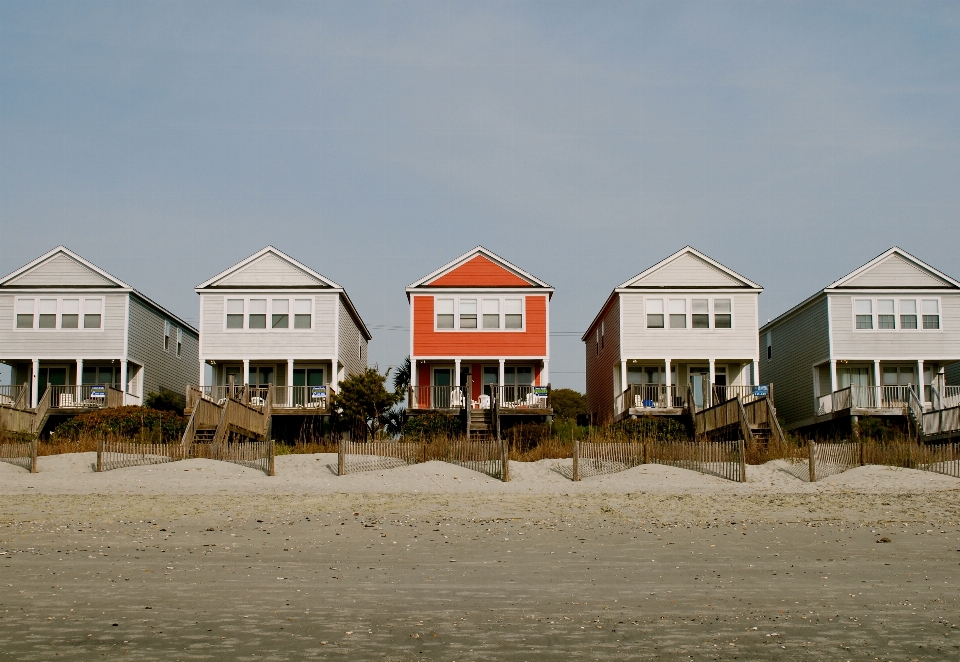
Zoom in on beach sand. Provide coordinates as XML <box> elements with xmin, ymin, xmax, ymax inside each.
<box><xmin>1</xmin><ymin>454</ymin><xmax>958</xmax><ymax>659</ymax></box>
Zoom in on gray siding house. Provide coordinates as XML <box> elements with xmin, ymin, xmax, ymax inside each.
<box><xmin>193</xmin><ymin>247</ymin><xmax>370</xmax><ymax>417</ymax></box>
<box><xmin>759</xmin><ymin>248</ymin><xmax>960</xmax><ymax>431</ymax></box>
<box><xmin>0</xmin><ymin>246</ymin><xmax>198</xmax><ymax>409</ymax></box>
<box><xmin>583</xmin><ymin>247</ymin><xmax>763</xmax><ymax>425</ymax></box>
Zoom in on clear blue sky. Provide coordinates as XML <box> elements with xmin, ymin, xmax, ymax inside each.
<box><xmin>2</xmin><ymin>1</ymin><xmax>959</xmax><ymax>391</ymax></box>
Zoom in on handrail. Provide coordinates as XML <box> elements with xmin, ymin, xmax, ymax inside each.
<box><xmin>712</xmin><ymin>384</ymin><xmax>771</xmax><ymax>406</ymax></box>
<box><xmin>495</xmin><ymin>384</ymin><xmax>550</xmax><ymax>410</ymax></box>
<box><xmin>619</xmin><ymin>384</ymin><xmax>689</xmax><ymax>415</ymax></box>
<box><xmin>268</xmin><ymin>384</ymin><xmax>333</xmax><ymax>410</ymax></box>
<box><xmin>408</xmin><ymin>384</ymin><xmax>464</xmax><ymax>410</ymax></box>
<box><xmin>765</xmin><ymin>396</ymin><xmax>786</xmax><ymax>447</ymax></box>
<box><xmin>908</xmin><ymin>387</ymin><xmax>924</xmax><ymax>437</ymax></box>
<box><xmin>0</xmin><ymin>385</ymin><xmax>25</xmax><ymax>408</ymax></box>
<box><xmin>32</xmin><ymin>387</ymin><xmax>52</xmax><ymax>436</ymax></box>
<box><xmin>942</xmin><ymin>385</ymin><xmax>960</xmax><ymax>409</ymax></box>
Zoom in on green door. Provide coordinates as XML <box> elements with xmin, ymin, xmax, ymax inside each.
<box><xmin>39</xmin><ymin>366</ymin><xmax>67</xmax><ymax>400</ymax></box>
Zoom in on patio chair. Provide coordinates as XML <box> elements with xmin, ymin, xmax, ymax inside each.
<box><xmin>451</xmin><ymin>388</ymin><xmax>464</xmax><ymax>408</ymax></box>
<box><xmin>58</xmin><ymin>393</ymin><xmax>75</xmax><ymax>408</ymax></box>
<box><xmin>478</xmin><ymin>394</ymin><xmax>491</xmax><ymax>409</ymax></box>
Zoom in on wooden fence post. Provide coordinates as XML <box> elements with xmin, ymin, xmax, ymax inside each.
<box><xmin>859</xmin><ymin>440</ymin><xmax>865</xmax><ymax>466</ymax></box>
<box><xmin>96</xmin><ymin>438</ymin><xmax>103</xmax><ymax>473</ymax></box>
<box><xmin>643</xmin><ymin>441</ymin><xmax>650</xmax><ymax>465</ymax></box>
<box><xmin>738</xmin><ymin>436</ymin><xmax>746</xmax><ymax>482</ymax></box>
<box><xmin>268</xmin><ymin>438</ymin><xmax>275</xmax><ymax>477</ymax></box>
<box><xmin>31</xmin><ymin>439</ymin><xmax>38</xmax><ymax>474</ymax></box>
<box><xmin>338</xmin><ymin>437</ymin><xmax>345</xmax><ymax>476</ymax></box>
<box><xmin>572</xmin><ymin>440</ymin><xmax>579</xmax><ymax>482</ymax></box>
<box><xmin>808</xmin><ymin>439</ymin><xmax>816</xmax><ymax>482</ymax></box>
<box><xmin>501</xmin><ymin>436</ymin><xmax>511</xmax><ymax>482</ymax></box>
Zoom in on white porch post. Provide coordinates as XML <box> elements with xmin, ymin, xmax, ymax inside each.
<box><xmin>620</xmin><ymin>362</ymin><xmax>627</xmax><ymax>396</ymax></box>
<box><xmin>287</xmin><ymin>359</ymin><xmax>295</xmax><ymax>406</ymax></box>
<box><xmin>454</xmin><ymin>359</ymin><xmax>461</xmax><ymax>387</ymax></box>
<box><xmin>119</xmin><ymin>360</ymin><xmax>128</xmax><ymax>399</ymax></box>
<box><xmin>242</xmin><ymin>359</ymin><xmax>250</xmax><ymax>386</ymax></box>
<box><xmin>664</xmin><ymin>359</ymin><xmax>672</xmax><ymax>389</ymax></box>
<box><xmin>498</xmin><ymin>358</ymin><xmax>505</xmax><ymax>391</ymax></box>
<box><xmin>76</xmin><ymin>359</ymin><xmax>83</xmax><ymax>387</ymax></box>
<box><xmin>708</xmin><ymin>359</ymin><xmax>716</xmax><ymax>407</ymax></box>
<box><xmin>873</xmin><ymin>360</ymin><xmax>882</xmax><ymax>407</ymax></box>
<box><xmin>31</xmin><ymin>358</ymin><xmax>39</xmax><ymax>408</ymax></box>
<box><xmin>541</xmin><ymin>359</ymin><xmax>549</xmax><ymax>385</ymax></box>
<box><xmin>199</xmin><ymin>360</ymin><xmax>206</xmax><ymax>389</ymax></box>
<box><xmin>829</xmin><ymin>359</ymin><xmax>838</xmax><ymax>393</ymax></box>
<box><xmin>752</xmin><ymin>360</ymin><xmax>760</xmax><ymax>387</ymax></box>
<box><xmin>917</xmin><ymin>359</ymin><xmax>926</xmax><ymax>409</ymax></box>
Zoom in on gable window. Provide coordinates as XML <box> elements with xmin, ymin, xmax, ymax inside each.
<box><xmin>436</xmin><ymin>298</ymin><xmax>455</xmax><ymax>329</ymax></box>
<box><xmin>294</xmin><ymin>299</ymin><xmax>312</xmax><ymax>328</ymax></box>
<box><xmin>900</xmin><ymin>299</ymin><xmax>918</xmax><ymax>329</ymax></box>
<box><xmin>226</xmin><ymin>299</ymin><xmax>244</xmax><ymax>328</ymax></box>
<box><xmin>39</xmin><ymin>299</ymin><xmax>57</xmax><ymax>328</ymax></box>
<box><xmin>176</xmin><ymin>328</ymin><xmax>183</xmax><ymax>357</ymax></box>
<box><xmin>714</xmin><ymin>299</ymin><xmax>732</xmax><ymax>328</ymax></box>
<box><xmin>669</xmin><ymin>299</ymin><xmax>686</xmax><ymax>328</ymax></box>
<box><xmin>877</xmin><ymin>299</ymin><xmax>896</xmax><ymax>329</ymax></box>
<box><xmin>483</xmin><ymin>299</ymin><xmax>500</xmax><ymax>329</ymax></box>
<box><xmin>61</xmin><ymin>299</ymin><xmax>79</xmax><ymax>328</ymax></box>
<box><xmin>248</xmin><ymin>299</ymin><xmax>267</xmax><ymax>329</ymax></box>
<box><xmin>83</xmin><ymin>299</ymin><xmax>102</xmax><ymax>329</ymax></box>
<box><xmin>504</xmin><ymin>299</ymin><xmax>523</xmax><ymax>328</ymax></box>
<box><xmin>459</xmin><ymin>299</ymin><xmax>478</xmax><ymax>328</ymax></box>
<box><xmin>164</xmin><ymin>320</ymin><xmax>171</xmax><ymax>350</ymax></box>
<box><xmin>854</xmin><ymin>299</ymin><xmax>873</xmax><ymax>329</ymax></box>
<box><xmin>646</xmin><ymin>299</ymin><xmax>664</xmax><ymax>328</ymax></box>
<box><xmin>922</xmin><ymin>299</ymin><xmax>940</xmax><ymax>329</ymax></box>
<box><xmin>272</xmin><ymin>299</ymin><xmax>289</xmax><ymax>328</ymax></box>
<box><xmin>16</xmin><ymin>298</ymin><xmax>35</xmax><ymax>328</ymax></box>
<box><xmin>691</xmin><ymin>299</ymin><xmax>709</xmax><ymax>328</ymax></box>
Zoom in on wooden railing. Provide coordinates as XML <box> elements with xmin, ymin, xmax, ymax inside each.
<box><xmin>181</xmin><ymin>387</ymin><xmax>222</xmax><ymax>447</ymax></box>
<box><xmin>941</xmin><ymin>386</ymin><xmax>960</xmax><ymax>409</ymax></box>
<box><xmin>817</xmin><ymin>385</ymin><xmax>914</xmax><ymax>415</ymax></box>
<box><xmin>186</xmin><ymin>385</ymin><xmax>247</xmax><ymax>410</ymax></box>
<box><xmin>922</xmin><ymin>405</ymin><xmax>960</xmax><ymax>437</ymax></box>
<box><xmin>0</xmin><ymin>406</ymin><xmax>35</xmax><ymax>435</ymax></box>
<box><xmin>712</xmin><ymin>384</ymin><xmax>772</xmax><ymax>406</ymax></box>
<box><xmin>47</xmin><ymin>385</ymin><xmax>122</xmax><ymax>410</ymax></box>
<box><xmin>616</xmin><ymin>384</ymin><xmax>689</xmax><ymax>416</ymax></box>
<box><xmin>408</xmin><ymin>385</ymin><xmax>467</xmax><ymax>410</ymax></box>
<box><xmin>0</xmin><ymin>385</ymin><xmax>26</xmax><ymax>408</ymax></box>
<box><xmin>269</xmin><ymin>384</ymin><xmax>332</xmax><ymax>410</ymax></box>
<box><xmin>32</xmin><ymin>387</ymin><xmax>51</xmax><ymax>435</ymax></box>
<box><xmin>495</xmin><ymin>384</ymin><xmax>550</xmax><ymax>410</ymax></box>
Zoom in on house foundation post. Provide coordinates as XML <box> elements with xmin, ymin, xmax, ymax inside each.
<box><xmin>31</xmin><ymin>358</ymin><xmax>39</xmax><ymax>408</ymax></box>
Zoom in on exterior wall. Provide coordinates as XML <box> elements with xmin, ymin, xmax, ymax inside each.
<box><xmin>215</xmin><ymin>253</ymin><xmax>322</xmax><ymax>288</ymax></box>
<box><xmin>829</xmin><ymin>293</ymin><xmax>960</xmax><ymax>360</ymax></box>
<box><xmin>842</xmin><ymin>254</ymin><xmax>949</xmax><ymax>289</ymax></box>
<box><xmin>759</xmin><ymin>296</ymin><xmax>831</xmax><ymax>429</ymax></box>
<box><xmin>427</xmin><ymin>255</ymin><xmax>533</xmax><ymax>288</ymax></box>
<box><xmin>584</xmin><ymin>295</ymin><xmax>621</xmax><ymax>424</ymax></box>
<box><xmin>198</xmin><ymin>292</ymin><xmax>337</xmax><ymax>359</ymax></box>
<box><xmin>630</xmin><ymin>253</ymin><xmax>745</xmax><ymax>288</ymax></box>
<box><xmin>128</xmin><ymin>295</ymin><xmax>199</xmax><ymax>398</ymax></box>
<box><xmin>412</xmin><ymin>294</ymin><xmax>548</xmax><ymax>357</ymax></box>
<box><xmin>337</xmin><ymin>296</ymin><xmax>368</xmax><ymax>378</ymax></box>
<box><xmin>947</xmin><ymin>361</ymin><xmax>960</xmax><ymax>386</ymax></box>
<box><xmin>619</xmin><ymin>291</ymin><xmax>759</xmax><ymax>360</ymax></box>
<box><xmin>4</xmin><ymin>252</ymin><xmax>115</xmax><ymax>287</ymax></box>
<box><xmin>0</xmin><ymin>290</ymin><xmax>127</xmax><ymax>359</ymax></box>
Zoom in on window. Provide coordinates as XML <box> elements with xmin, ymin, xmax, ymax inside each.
<box><xmin>766</xmin><ymin>331</ymin><xmax>772</xmax><ymax>360</ymax></box>
<box><xmin>600</xmin><ymin>320</ymin><xmax>605</xmax><ymax>349</ymax></box>
<box><xmin>646</xmin><ymin>299</ymin><xmax>664</xmax><ymax>328</ymax></box>
<box><xmin>922</xmin><ymin>299</ymin><xmax>940</xmax><ymax>329</ymax></box>
<box><xmin>226</xmin><ymin>299</ymin><xmax>244</xmax><ymax>329</ymax></box>
<box><xmin>669</xmin><ymin>299</ymin><xmax>686</xmax><ymax>328</ymax></box>
<box><xmin>504</xmin><ymin>299</ymin><xmax>523</xmax><ymax>329</ymax></box>
<box><xmin>482</xmin><ymin>299</ymin><xmax>500</xmax><ymax>329</ymax></box>
<box><xmin>854</xmin><ymin>299</ymin><xmax>873</xmax><ymax>329</ymax></box>
<box><xmin>692</xmin><ymin>299</ymin><xmax>709</xmax><ymax>328</ymax></box>
<box><xmin>459</xmin><ymin>299</ymin><xmax>477</xmax><ymax>328</ymax></box>
<box><xmin>436</xmin><ymin>298</ymin><xmax>455</xmax><ymax>329</ymax></box>
<box><xmin>294</xmin><ymin>299</ymin><xmax>312</xmax><ymax>328</ymax></box>
<box><xmin>16</xmin><ymin>298</ymin><xmax>34</xmax><ymax>328</ymax></box>
<box><xmin>164</xmin><ymin>320</ymin><xmax>171</xmax><ymax>350</ymax></box>
<box><xmin>900</xmin><ymin>299</ymin><xmax>918</xmax><ymax>329</ymax></box>
<box><xmin>176</xmin><ymin>328</ymin><xmax>183</xmax><ymax>357</ymax></box>
<box><xmin>248</xmin><ymin>299</ymin><xmax>267</xmax><ymax>329</ymax></box>
<box><xmin>39</xmin><ymin>299</ymin><xmax>57</xmax><ymax>328</ymax></box>
<box><xmin>595</xmin><ymin>330</ymin><xmax>599</xmax><ymax>356</ymax></box>
<box><xmin>714</xmin><ymin>299</ymin><xmax>732</xmax><ymax>328</ymax></box>
<box><xmin>61</xmin><ymin>299</ymin><xmax>79</xmax><ymax>329</ymax></box>
<box><xmin>877</xmin><ymin>299</ymin><xmax>896</xmax><ymax>329</ymax></box>
<box><xmin>272</xmin><ymin>299</ymin><xmax>289</xmax><ymax>329</ymax></box>
<box><xmin>83</xmin><ymin>298</ymin><xmax>102</xmax><ymax>329</ymax></box>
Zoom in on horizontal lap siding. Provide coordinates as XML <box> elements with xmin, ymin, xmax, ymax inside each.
<box><xmin>584</xmin><ymin>296</ymin><xmax>620</xmax><ymax>425</ymax></box>
<box><xmin>199</xmin><ymin>293</ymin><xmax>337</xmax><ymax>359</ymax></box>
<box><xmin>412</xmin><ymin>295</ymin><xmax>548</xmax><ymax>357</ymax></box>
<box><xmin>427</xmin><ymin>256</ymin><xmax>534</xmax><ymax>288</ymax></box>
<box><xmin>620</xmin><ymin>292</ymin><xmax>759</xmax><ymax>359</ymax></box>
<box><xmin>759</xmin><ymin>297</ymin><xmax>830</xmax><ymax>428</ymax></box>
<box><xmin>338</xmin><ymin>297</ymin><xmax>368</xmax><ymax>378</ymax></box>
<box><xmin>830</xmin><ymin>294</ymin><xmax>960</xmax><ymax>360</ymax></box>
<box><xmin>0</xmin><ymin>291</ymin><xmax>126</xmax><ymax>358</ymax></box>
<box><xmin>128</xmin><ymin>295</ymin><xmax>199</xmax><ymax>398</ymax></box>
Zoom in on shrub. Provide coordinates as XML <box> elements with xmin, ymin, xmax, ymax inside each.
<box><xmin>52</xmin><ymin>406</ymin><xmax>188</xmax><ymax>441</ymax></box>
<box><xmin>615</xmin><ymin>417</ymin><xmax>687</xmax><ymax>441</ymax></box>
<box><xmin>144</xmin><ymin>389</ymin><xmax>185</xmax><ymax>415</ymax></box>
<box><xmin>403</xmin><ymin>413</ymin><xmax>461</xmax><ymax>439</ymax></box>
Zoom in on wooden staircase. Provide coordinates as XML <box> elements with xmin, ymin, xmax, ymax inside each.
<box><xmin>467</xmin><ymin>409</ymin><xmax>493</xmax><ymax>441</ymax></box>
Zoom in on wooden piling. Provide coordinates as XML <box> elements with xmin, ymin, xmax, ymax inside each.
<box><xmin>572</xmin><ymin>440</ymin><xmax>580</xmax><ymax>482</ymax></box>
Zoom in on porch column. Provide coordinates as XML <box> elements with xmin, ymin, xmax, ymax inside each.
<box><xmin>119</xmin><ymin>360</ymin><xmax>128</xmax><ymax>398</ymax></box>
<box><xmin>829</xmin><ymin>359</ymin><xmax>838</xmax><ymax>393</ymax></box>
<box><xmin>242</xmin><ymin>359</ymin><xmax>250</xmax><ymax>386</ymax></box>
<box><xmin>199</xmin><ymin>360</ymin><xmax>206</xmax><ymax>388</ymax></box>
<box><xmin>708</xmin><ymin>359</ymin><xmax>716</xmax><ymax>407</ymax></box>
<box><xmin>409</xmin><ymin>358</ymin><xmax>416</xmax><ymax>408</ymax></box>
<box><xmin>620</xmin><ymin>362</ymin><xmax>627</xmax><ymax>396</ymax></box>
<box><xmin>917</xmin><ymin>359</ymin><xmax>926</xmax><ymax>409</ymax></box>
<box><xmin>752</xmin><ymin>360</ymin><xmax>760</xmax><ymax>387</ymax></box>
<box><xmin>454</xmin><ymin>359</ymin><xmax>461</xmax><ymax>387</ymax></box>
<box><xmin>541</xmin><ymin>359</ymin><xmax>549</xmax><ymax>385</ymax></box>
<box><xmin>31</xmin><ymin>358</ymin><xmax>39</xmax><ymax>408</ymax></box>
<box><xmin>287</xmin><ymin>359</ymin><xmax>295</xmax><ymax>407</ymax></box>
<box><xmin>287</xmin><ymin>359</ymin><xmax>294</xmax><ymax>386</ymax></box>
<box><xmin>76</xmin><ymin>359</ymin><xmax>83</xmax><ymax>387</ymax></box>
<box><xmin>664</xmin><ymin>359</ymin><xmax>672</xmax><ymax>389</ymax></box>
<box><xmin>873</xmin><ymin>360</ymin><xmax>882</xmax><ymax>407</ymax></box>
<box><xmin>498</xmin><ymin>359</ymin><xmax>505</xmax><ymax>388</ymax></box>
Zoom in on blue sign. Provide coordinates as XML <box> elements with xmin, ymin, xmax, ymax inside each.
<box><xmin>310</xmin><ymin>386</ymin><xmax>327</xmax><ymax>399</ymax></box>
<box><xmin>753</xmin><ymin>385</ymin><xmax>769</xmax><ymax>397</ymax></box>
<box><xmin>90</xmin><ymin>385</ymin><xmax>106</xmax><ymax>398</ymax></box>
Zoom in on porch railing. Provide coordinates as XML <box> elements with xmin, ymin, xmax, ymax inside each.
<box><xmin>186</xmin><ymin>385</ymin><xmax>246</xmax><ymax>410</ymax></box>
<box><xmin>616</xmin><ymin>384</ymin><xmax>689</xmax><ymax>416</ymax></box>
<box><xmin>408</xmin><ymin>385</ymin><xmax>467</xmax><ymax>410</ymax></box>
<box><xmin>269</xmin><ymin>384</ymin><xmax>333</xmax><ymax>410</ymax></box>
<box><xmin>931</xmin><ymin>385</ymin><xmax>960</xmax><ymax>410</ymax></box>
<box><xmin>816</xmin><ymin>385</ymin><xmax>914</xmax><ymax>415</ymax></box>
<box><xmin>0</xmin><ymin>385</ymin><xmax>27</xmax><ymax>408</ymax></box>
<box><xmin>922</xmin><ymin>404</ymin><xmax>960</xmax><ymax>437</ymax></box>
<box><xmin>712</xmin><ymin>384</ymin><xmax>771</xmax><ymax>406</ymax></box>
<box><xmin>495</xmin><ymin>384</ymin><xmax>551</xmax><ymax>410</ymax></box>
<box><xmin>48</xmin><ymin>385</ymin><xmax>123</xmax><ymax>409</ymax></box>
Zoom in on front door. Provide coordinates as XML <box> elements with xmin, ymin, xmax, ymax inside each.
<box><xmin>38</xmin><ymin>366</ymin><xmax>68</xmax><ymax>400</ymax></box>
<box><xmin>433</xmin><ymin>368</ymin><xmax>452</xmax><ymax>408</ymax></box>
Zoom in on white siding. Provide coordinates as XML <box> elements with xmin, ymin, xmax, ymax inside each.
<box><xmin>629</xmin><ymin>253</ymin><xmax>745</xmax><ymax>288</ymax></box>
<box><xmin>213</xmin><ymin>253</ymin><xmax>325</xmax><ymax>288</ymax></box>
<box><xmin>842</xmin><ymin>254</ymin><xmax>952</xmax><ymax>289</ymax></box>
<box><xmin>198</xmin><ymin>292</ymin><xmax>337</xmax><ymax>359</ymax></box>
<box><xmin>5</xmin><ymin>252</ymin><xmax>117</xmax><ymax>287</ymax></box>
<box><xmin>337</xmin><ymin>296</ymin><xmax>368</xmax><ymax>377</ymax></box>
<box><xmin>620</xmin><ymin>292</ymin><xmax>759</xmax><ymax>360</ymax></box>
<box><xmin>128</xmin><ymin>295</ymin><xmax>199</xmax><ymax>398</ymax></box>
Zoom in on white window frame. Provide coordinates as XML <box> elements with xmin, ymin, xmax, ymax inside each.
<box><xmin>164</xmin><ymin>320</ymin><xmax>172</xmax><ymax>351</ymax></box>
<box><xmin>176</xmin><ymin>328</ymin><xmax>183</xmax><ymax>357</ymax></box>
<box><xmin>222</xmin><ymin>296</ymin><xmax>313</xmax><ymax>332</ymax></box>
<box><xmin>644</xmin><ymin>296</ymin><xmax>735</xmax><ymax>331</ymax></box>
<box><xmin>12</xmin><ymin>296</ymin><xmax>105</xmax><ymax>332</ymax></box>
<box><xmin>851</xmin><ymin>296</ymin><xmax>941</xmax><ymax>332</ymax></box>
<box><xmin>433</xmin><ymin>295</ymin><xmax>526</xmax><ymax>332</ymax></box>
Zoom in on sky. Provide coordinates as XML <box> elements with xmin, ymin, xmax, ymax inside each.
<box><xmin>2</xmin><ymin>1</ymin><xmax>959</xmax><ymax>391</ymax></box>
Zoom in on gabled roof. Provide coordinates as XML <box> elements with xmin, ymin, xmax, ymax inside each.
<box><xmin>197</xmin><ymin>246</ymin><xmax>342</xmax><ymax>289</ymax></box>
<box><xmin>406</xmin><ymin>246</ymin><xmax>553</xmax><ymax>293</ymax></box>
<box><xmin>825</xmin><ymin>247</ymin><xmax>960</xmax><ymax>290</ymax></box>
<box><xmin>617</xmin><ymin>246</ymin><xmax>762</xmax><ymax>290</ymax></box>
<box><xmin>0</xmin><ymin>245</ymin><xmax>130</xmax><ymax>289</ymax></box>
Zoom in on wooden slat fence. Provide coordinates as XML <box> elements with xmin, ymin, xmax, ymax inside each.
<box><xmin>0</xmin><ymin>438</ymin><xmax>37</xmax><ymax>473</ymax></box>
<box><xmin>439</xmin><ymin>437</ymin><xmax>508</xmax><ymax>481</ymax></box>
<box><xmin>338</xmin><ymin>440</ymin><xmax>425</xmax><ymax>475</ymax></box>
<box><xmin>649</xmin><ymin>438</ymin><xmax>746</xmax><ymax>482</ymax></box>
<box><xmin>97</xmin><ymin>439</ymin><xmax>187</xmax><ymax>472</ymax></box>
<box><xmin>211</xmin><ymin>435</ymin><xmax>274</xmax><ymax>476</ymax></box>
<box><xmin>805</xmin><ymin>441</ymin><xmax>861</xmax><ymax>482</ymax></box>
<box><xmin>572</xmin><ymin>441</ymin><xmax>644</xmax><ymax>480</ymax></box>
<box><xmin>916</xmin><ymin>441</ymin><xmax>960</xmax><ymax>479</ymax></box>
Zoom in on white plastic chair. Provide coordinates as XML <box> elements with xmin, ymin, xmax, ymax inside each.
<box><xmin>59</xmin><ymin>393</ymin><xmax>75</xmax><ymax>408</ymax></box>
<box><xmin>478</xmin><ymin>394</ymin><xmax>491</xmax><ymax>409</ymax></box>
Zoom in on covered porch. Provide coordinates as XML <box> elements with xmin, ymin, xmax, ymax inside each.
<box><xmin>408</xmin><ymin>358</ymin><xmax>551</xmax><ymax>414</ymax></box>
<box><xmin>195</xmin><ymin>358</ymin><xmax>336</xmax><ymax>416</ymax></box>
<box><xmin>2</xmin><ymin>358</ymin><xmax>141</xmax><ymax>409</ymax></box>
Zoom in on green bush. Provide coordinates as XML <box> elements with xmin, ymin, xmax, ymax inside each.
<box><xmin>615</xmin><ymin>417</ymin><xmax>687</xmax><ymax>441</ymax></box>
<box><xmin>52</xmin><ymin>406</ymin><xmax>188</xmax><ymax>440</ymax></box>
<box><xmin>403</xmin><ymin>413</ymin><xmax>461</xmax><ymax>439</ymax></box>
<box><xmin>144</xmin><ymin>390</ymin><xmax>185</xmax><ymax>415</ymax></box>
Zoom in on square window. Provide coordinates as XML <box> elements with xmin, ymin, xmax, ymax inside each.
<box><xmin>459</xmin><ymin>299</ymin><xmax>477</xmax><ymax>329</ymax></box>
<box><xmin>16</xmin><ymin>298</ymin><xmax>35</xmax><ymax>328</ymax></box>
<box><xmin>61</xmin><ymin>299</ymin><xmax>80</xmax><ymax>329</ymax></box>
<box><xmin>669</xmin><ymin>299</ymin><xmax>686</xmax><ymax>329</ymax></box>
<box><xmin>692</xmin><ymin>299</ymin><xmax>709</xmax><ymax>328</ymax></box>
<box><xmin>504</xmin><ymin>298</ymin><xmax>523</xmax><ymax>329</ymax></box>
<box><xmin>899</xmin><ymin>299</ymin><xmax>917</xmax><ymax>329</ymax></box>
<box><xmin>226</xmin><ymin>299</ymin><xmax>244</xmax><ymax>329</ymax></box>
<box><xmin>294</xmin><ymin>299</ymin><xmax>312</xmax><ymax>328</ymax></box>
<box><xmin>922</xmin><ymin>299</ymin><xmax>940</xmax><ymax>329</ymax></box>
<box><xmin>854</xmin><ymin>299</ymin><xmax>873</xmax><ymax>329</ymax></box>
<box><xmin>646</xmin><ymin>299</ymin><xmax>664</xmax><ymax>328</ymax></box>
<box><xmin>39</xmin><ymin>299</ymin><xmax>57</xmax><ymax>328</ymax></box>
<box><xmin>249</xmin><ymin>299</ymin><xmax>267</xmax><ymax>329</ymax></box>
<box><xmin>436</xmin><ymin>298</ymin><xmax>455</xmax><ymax>329</ymax></box>
<box><xmin>272</xmin><ymin>299</ymin><xmax>289</xmax><ymax>329</ymax></box>
<box><xmin>482</xmin><ymin>299</ymin><xmax>500</xmax><ymax>329</ymax></box>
